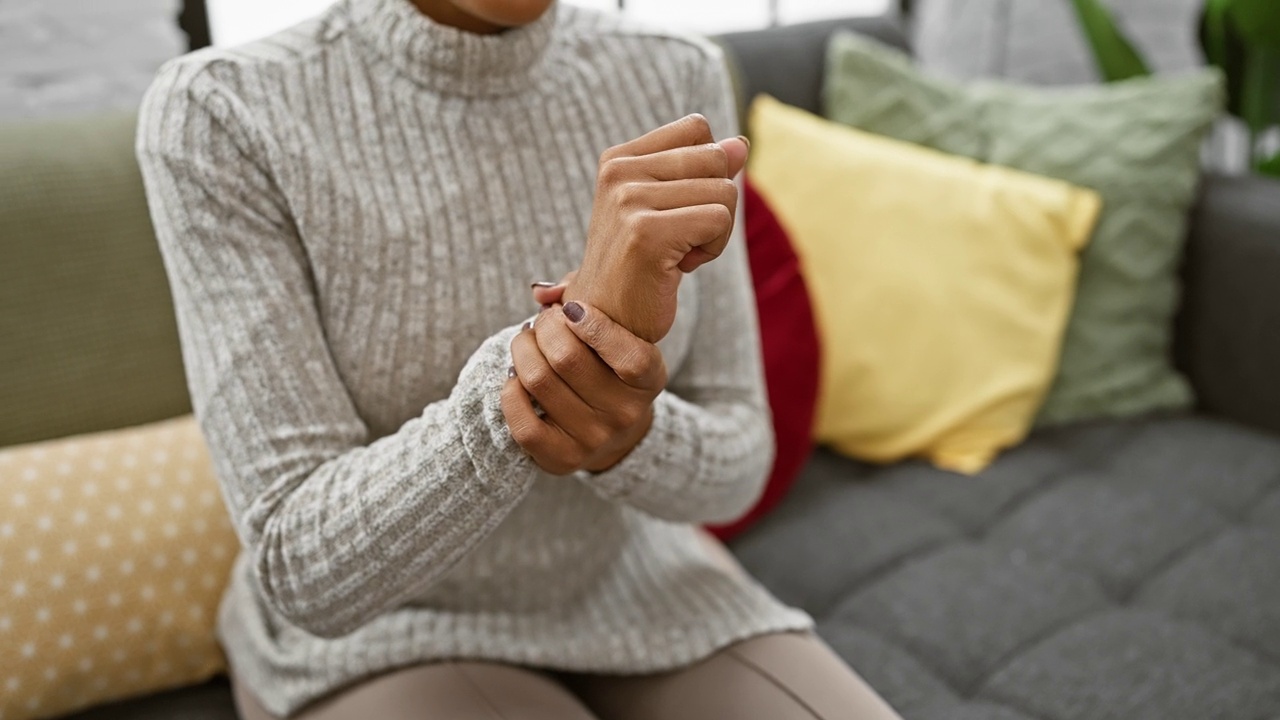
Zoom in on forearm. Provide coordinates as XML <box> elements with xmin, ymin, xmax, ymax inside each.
<box><xmin>240</xmin><ymin>327</ymin><xmax>538</xmax><ymax>638</ymax></box>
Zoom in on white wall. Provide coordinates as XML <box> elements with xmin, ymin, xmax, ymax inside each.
<box><xmin>208</xmin><ymin>0</ymin><xmax>336</xmax><ymax>47</ymax></box>
<box><xmin>0</xmin><ymin>0</ymin><xmax>889</xmax><ymax>119</ymax></box>
<box><xmin>0</xmin><ymin>0</ymin><xmax>185</xmax><ymax>120</ymax></box>
<box><xmin>208</xmin><ymin>0</ymin><xmax>891</xmax><ymax>46</ymax></box>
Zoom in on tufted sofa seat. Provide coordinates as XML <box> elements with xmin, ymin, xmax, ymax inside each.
<box><xmin>732</xmin><ymin>415</ymin><xmax>1280</xmax><ymax>719</ymax></box>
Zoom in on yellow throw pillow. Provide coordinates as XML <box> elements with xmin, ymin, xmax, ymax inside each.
<box><xmin>0</xmin><ymin>416</ymin><xmax>238</xmax><ymax>720</ymax></box>
<box><xmin>748</xmin><ymin>95</ymin><xmax>1101</xmax><ymax>474</ymax></box>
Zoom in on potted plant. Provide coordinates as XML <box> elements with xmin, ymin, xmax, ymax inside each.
<box><xmin>1070</xmin><ymin>0</ymin><xmax>1280</xmax><ymax>176</ymax></box>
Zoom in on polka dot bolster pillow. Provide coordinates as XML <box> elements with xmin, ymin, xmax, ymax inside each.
<box><xmin>0</xmin><ymin>415</ymin><xmax>238</xmax><ymax>720</ymax></box>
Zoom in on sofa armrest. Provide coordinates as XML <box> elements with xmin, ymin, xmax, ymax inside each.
<box><xmin>1175</xmin><ymin>172</ymin><xmax>1280</xmax><ymax>437</ymax></box>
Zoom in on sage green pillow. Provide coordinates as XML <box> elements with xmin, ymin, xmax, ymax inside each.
<box><xmin>823</xmin><ymin>32</ymin><xmax>1224</xmax><ymax>426</ymax></box>
<box><xmin>0</xmin><ymin>113</ymin><xmax>190</xmax><ymax>447</ymax></box>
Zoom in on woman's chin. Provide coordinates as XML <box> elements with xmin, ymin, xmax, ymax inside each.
<box><xmin>457</xmin><ymin>0</ymin><xmax>556</xmax><ymax>28</ymax></box>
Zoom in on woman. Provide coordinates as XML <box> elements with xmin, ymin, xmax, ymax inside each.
<box><xmin>136</xmin><ymin>0</ymin><xmax>902</xmax><ymax>717</ymax></box>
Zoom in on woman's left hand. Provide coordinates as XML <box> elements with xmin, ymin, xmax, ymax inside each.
<box><xmin>501</xmin><ymin>290</ymin><xmax>667</xmax><ymax>475</ymax></box>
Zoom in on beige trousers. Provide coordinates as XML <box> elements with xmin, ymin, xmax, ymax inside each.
<box><xmin>232</xmin><ymin>631</ymin><xmax>903</xmax><ymax>720</ymax></box>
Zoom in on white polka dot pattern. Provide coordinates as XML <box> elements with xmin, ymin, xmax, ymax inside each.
<box><xmin>0</xmin><ymin>415</ymin><xmax>238</xmax><ymax>720</ymax></box>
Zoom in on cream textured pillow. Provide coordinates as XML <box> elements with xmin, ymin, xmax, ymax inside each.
<box><xmin>0</xmin><ymin>415</ymin><xmax>238</xmax><ymax>720</ymax></box>
<box><xmin>748</xmin><ymin>95</ymin><xmax>1101</xmax><ymax>473</ymax></box>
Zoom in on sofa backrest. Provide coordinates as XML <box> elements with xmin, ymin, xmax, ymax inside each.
<box><xmin>716</xmin><ymin>15</ymin><xmax>908</xmax><ymax>121</ymax></box>
<box><xmin>0</xmin><ymin>113</ymin><xmax>190</xmax><ymax>447</ymax></box>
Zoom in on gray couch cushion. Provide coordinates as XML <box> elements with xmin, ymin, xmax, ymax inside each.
<box><xmin>732</xmin><ymin>415</ymin><xmax>1280</xmax><ymax>719</ymax></box>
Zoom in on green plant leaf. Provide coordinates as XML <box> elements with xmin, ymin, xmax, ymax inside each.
<box><xmin>1242</xmin><ymin>47</ymin><xmax>1280</xmax><ymax>136</ymax></box>
<box><xmin>1204</xmin><ymin>0</ymin><xmax>1231</xmax><ymax>68</ymax></box>
<box><xmin>1259</xmin><ymin>150</ymin><xmax>1280</xmax><ymax>178</ymax></box>
<box><xmin>1227</xmin><ymin>0</ymin><xmax>1280</xmax><ymax>49</ymax></box>
<box><xmin>1069</xmin><ymin>0</ymin><xmax>1152</xmax><ymax>81</ymax></box>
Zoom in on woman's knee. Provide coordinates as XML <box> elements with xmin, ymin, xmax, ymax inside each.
<box><xmin>232</xmin><ymin>662</ymin><xmax>598</xmax><ymax>720</ymax></box>
<box><xmin>566</xmin><ymin>632</ymin><xmax>903</xmax><ymax>720</ymax></box>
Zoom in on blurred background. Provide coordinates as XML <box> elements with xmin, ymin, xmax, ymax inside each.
<box><xmin>0</xmin><ymin>0</ymin><xmax>891</xmax><ymax>121</ymax></box>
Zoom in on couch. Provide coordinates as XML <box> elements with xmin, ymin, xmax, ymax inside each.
<box><xmin>5</xmin><ymin>13</ymin><xmax>1279</xmax><ymax>720</ymax></box>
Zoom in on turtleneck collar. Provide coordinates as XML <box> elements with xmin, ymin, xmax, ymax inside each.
<box><xmin>342</xmin><ymin>0</ymin><xmax>559</xmax><ymax>96</ymax></box>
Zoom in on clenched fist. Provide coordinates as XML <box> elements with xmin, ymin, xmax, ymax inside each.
<box><xmin>562</xmin><ymin>113</ymin><xmax>749</xmax><ymax>344</ymax></box>
<box><xmin>503</xmin><ymin>298</ymin><xmax>667</xmax><ymax>475</ymax></box>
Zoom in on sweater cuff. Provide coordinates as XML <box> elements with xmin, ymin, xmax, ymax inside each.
<box><xmin>575</xmin><ymin>392</ymin><xmax>697</xmax><ymax>501</ymax></box>
<box><xmin>452</xmin><ymin>324</ymin><xmax>536</xmax><ymax>499</ymax></box>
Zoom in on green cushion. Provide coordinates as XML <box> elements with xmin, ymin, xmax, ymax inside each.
<box><xmin>823</xmin><ymin>33</ymin><xmax>1224</xmax><ymax>426</ymax></box>
<box><xmin>0</xmin><ymin>113</ymin><xmax>190</xmax><ymax>447</ymax></box>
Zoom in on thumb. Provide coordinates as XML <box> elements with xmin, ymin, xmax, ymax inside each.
<box><xmin>560</xmin><ymin>301</ymin><xmax>666</xmax><ymax>390</ymax></box>
<box><xmin>718</xmin><ymin>135</ymin><xmax>750</xmax><ymax>179</ymax></box>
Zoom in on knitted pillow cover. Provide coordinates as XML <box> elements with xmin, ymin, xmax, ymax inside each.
<box><xmin>748</xmin><ymin>95</ymin><xmax>1100</xmax><ymax>473</ymax></box>
<box><xmin>0</xmin><ymin>416</ymin><xmax>238</xmax><ymax>720</ymax></box>
<box><xmin>823</xmin><ymin>32</ymin><xmax>1223</xmax><ymax>425</ymax></box>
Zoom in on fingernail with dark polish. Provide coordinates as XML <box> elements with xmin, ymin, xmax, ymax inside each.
<box><xmin>531</xmin><ymin>281</ymin><xmax>556</xmax><ymax>288</ymax></box>
<box><xmin>521</xmin><ymin>321</ymin><xmax>532</xmax><ymax>331</ymax></box>
<box><xmin>540</xmin><ymin>303</ymin><xmax>552</xmax><ymax>311</ymax></box>
<box><xmin>563</xmin><ymin>302</ymin><xmax>585</xmax><ymax>323</ymax></box>
<box><xmin>507</xmin><ymin>365</ymin><xmax>517</xmax><ymax>378</ymax></box>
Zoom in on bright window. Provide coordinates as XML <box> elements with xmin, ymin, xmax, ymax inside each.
<box><xmin>208</xmin><ymin>0</ymin><xmax>891</xmax><ymax>47</ymax></box>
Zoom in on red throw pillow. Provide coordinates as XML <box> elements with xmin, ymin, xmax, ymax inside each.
<box><xmin>707</xmin><ymin>176</ymin><xmax>821</xmax><ymax>541</ymax></box>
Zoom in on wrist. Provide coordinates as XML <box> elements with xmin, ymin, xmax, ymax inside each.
<box><xmin>562</xmin><ymin>278</ymin><xmax>665</xmax><ymax>344</ymax></box>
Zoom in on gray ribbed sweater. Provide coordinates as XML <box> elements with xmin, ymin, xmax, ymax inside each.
<box><xmin>136</xmin><ymin>0</ymin><xmax>810</xmax><ymax>715</ymax></box>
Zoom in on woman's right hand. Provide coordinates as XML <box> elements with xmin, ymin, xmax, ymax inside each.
<box><xmin>562</xmin><ymin>114</ymin><xmax>748</xmax><ymax>344</ymax></box>
<box><xmin>503</xmin><ymin>299</ymin><xmax>666</xmax><ymax>475</ymax></box>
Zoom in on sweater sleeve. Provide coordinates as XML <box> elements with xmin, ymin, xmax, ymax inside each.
<box><xmin>576</xmin><ymin>44</ymin><xmax>776</xmax><ymax>525</ymax></box>
<box><xmin>136</xmin><ymin>61</ymin><xmax>538</xmax><ymax>639</ymax></box>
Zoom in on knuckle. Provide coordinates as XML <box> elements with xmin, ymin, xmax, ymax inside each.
<box><xmin>613</xmin><ymin>403</ymin><xmax>643</xmax><ymax>430</ymax></box>
<box><xmin>711</xmin><ymin>202</ymin><xmax>733</xmax><ymax>227</ymax></box>
<box><xmin>598</xmin><ymin>157</ymin><xmax>626</xmax><ymax>186</ymax></box>
<box><xmin>716</xmin><ymin>199</ymin><xmax>737</xmax><ymax>222</ymax></box>
<box><xmin>615</xmin><ymin>350</ymin><xmax>650</xmax><ymax>385</ymax></box>
<box><xmin>617</xmin><ymin>365</ymin><xmax>647</xmax><ymax>387</ymax></box>
<box><xmin>521</xmin><ymin>364</ymin><xmax>554</xmax><ymax>397</ymax></box>
<box><xmin>509</xmin><ymin>417</ymin><xmax>541</xmax><ymax>448</ymax></box>
<box><xmin>624</xmin><ymin>209</ymin><xmax>658</xmax><ymax>242</ymax></box>
<box><xmin>637</xmin><ymin>346</ymin><xmax>669</xmax><ymax>388</ymax></box>
<box><xmin>717</xmin><ymin>177</ymin><xmax>739</xmax><ymax>204</ymax></box>
<box><xmin>654</xmin><ymin>361</ymin><xmax>669</xmax><ymax>390</ymax></box>
<box><xmin>582</xmin><ymin>423</ymin><xmax>612</xmax><ymax>451</ymax></box>
<box><xmin>616</xmin><ymin>181</ymin><xmax>645</xmax><ymax>208</ymax></box>
<box><xmin>599</xmin><ymin>144</ymin><xmax>624</xmax><ymax>166</ymax></box>
<box><xmin>545</xmin><ymin>340</ymin><xmax>581</xmax><ymax>377</ymax></box>
<box><xmin>704</xmin><ymin>143</ymin><xmax>729</xmax><ymax>176</ymax></box>
<box><xmin>685</xmin><ymin>113</ymin><xmax>712</xmax><ymax>139</ymax></box>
